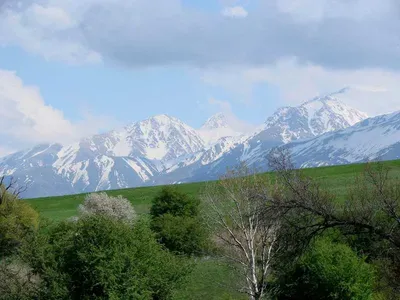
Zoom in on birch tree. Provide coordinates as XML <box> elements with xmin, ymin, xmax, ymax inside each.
<box><xmin>202</xmin><ymin>165</ymin><xmax>280</xmax><ymax>300</ymax></box>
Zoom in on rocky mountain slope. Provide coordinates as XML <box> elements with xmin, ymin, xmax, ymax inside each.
<box><xmin>0</xmin><ymin>115</ymin><xmax>206</xmax><ymax>197</ymax></box>
<box><xmin>0</xmin><ymin>89</ymin><xmax>374</xmax><ymax>198</ymax></box>
<box><xmin>157</xmin><ymin>89</ymin><xmax>368</xmax><ymax>184</ymax></box>
<box><xmin>288</xmin><ymin>111</ymin><xmax>400</xmax><ymax>168</ymax></box>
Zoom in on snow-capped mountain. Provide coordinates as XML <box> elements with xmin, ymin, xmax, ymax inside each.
<box><xmin>153</xmin><ymin>136</ymin><xmax>241</xmax><ymax>185</ymax></box>
<box><xmin>0</xmin><ymin>89</ymin><xmax>376</xmax><ymax>198</ymax></box>
<box><xmin>151</xmin><ymin>90</ymin><xmax>369</xmax><ymax>185</ymax></box>
<box><xmin>288</xmin><ymin>111</ymin><xmax>400</xmax><ymax>168</ymax></box>
<box><xmin>0</xmin><ymin>115</ymin><xmax>206</xmax><ymax>197</ymax></box>
<box><xmin>235</xmin><ymin>89</ymin><xmax>368</xmax><ymax>165</ymax></box>
<box><xmin>197</xmin><ymin>113</ymin><xmax>245</xmax><ymax>145</ymax></box>
<box><xmin>256</xmin><ymin>88</ymin><xmax>368</xmax><ymax>144</ymax></box>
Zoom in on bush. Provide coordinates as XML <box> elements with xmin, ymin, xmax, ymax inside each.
<box><xmin>151</xmin><ymin>214</ymin><xmax>210</xmax><ymax>256</ymax></box>
<box><xmin>150</xmin><ymin>187</ymin><xmax>210</xmax><ymax>256</ymax></box>
<box><xmin>272</xmin><ymin>237</ymin><xmax>376</xmax><ymax>300</ymax></box>
<box><xmin>0</xmin><ymin>189</ymin><xmax>39</xmax><ymax>257</ymax></box>
<box><xmin>78</xmin><ymin>192</ymin><xmax>136</xmax><ymax>223</ymax></box>
<box><xmin>0</xmin><ymin>258</ymin><xmax>40</xmax><ymax>300</ymax></box>
<box><xmin>150</xmin><ymin>186</ymin><xmax>199</xmax><ymax>218</ymax></box>
<box><xmin>25</xmin><ymin>215</ymin><xmax>191</xmax><ymax>299</ymax></box>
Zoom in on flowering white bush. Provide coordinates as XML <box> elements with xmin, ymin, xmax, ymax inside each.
<box><xmin>78</xmin><ymin>193</ymin><xmax>136</xmax><ymax>223</ymax></box>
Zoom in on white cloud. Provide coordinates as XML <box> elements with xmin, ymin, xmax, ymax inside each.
<box><xmin>208</xmin><ymin>98</ymin><xmax>232</xmax><ymax>112</ymax></box>
<box><xmin>221</xmin><ymin>6</ymin><xmax>248</xmax><ymax>18</ymax></box>
<box><xmin>0</xmin><ymin>2</ymin><xmax>101</xmax><ymax>64</ymax></box>
<box><xmin>201</xmin><ymin>58</ymin><xmax>400</xmax><ymax>116</ymax></box>
<box><xmin>207</xmin><ymin>97</ymin><xmax>257</xmax><ymax>133</ymax></box>
<box><xmin>275</xmin><ymin>0</ymin><xmax>393</xmax><ymax>22</ymax></box>
<box><xmin>1</xmin><ymin>0</ymin><xmax>400</xmax><ymax>71</ymax></box>
<box><xmin>0</xmin><ymin>70</ymin><xmax>119</xmax><ymax>155</ymax></box>
<box><xmin>29</xmin><ymin>3</ymin><xmax>75</xmax><ymax>29</ymax></box>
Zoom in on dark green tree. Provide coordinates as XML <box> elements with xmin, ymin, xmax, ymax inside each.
<box><xmin>272</xmin><ymin>237</ymin><xmax>376</xmax><ymax>300</ymax></box>
<box><xmin>150</xmin><ymin>186</ymin><xmax>199</xmax><ymax>218</ymax></box>
<box><xmin>0</xmin><ymin>177</ymin><xmax>38</xmax><ymax>258</ymax></box>
<box><xmin>150</xmin><ymin>186</ymin><xmax>210</xmax><ymax>256</ymax></box>
<box><xmin>23</xmin><ymin>216</ymin><xmax>192</xmax><ymax>300</ymax></box>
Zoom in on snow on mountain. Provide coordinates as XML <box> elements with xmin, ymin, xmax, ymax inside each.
<box><xmin>123</xmin><ymin>114</ymin><xmax>205</xmax><ymax>161</ymax></box>
<box><xmin>153</xmin><ymin>136</ymin><xmax>241</xmax><ymax>185</ymax></box>
<box><xmin>198</xmin><ymin>113</ymin><xmax>245</xmax><ymax>145</ymax></box>
<box><xmin>160</xmin><ymin>90</ymin><xmax>369</xmax><ymax>184</ymax></box>
<box><xmin>0</xmin><ymin>114</ymin><xmax>205</xmax><ymax>197</ymax></box>
<box><xmin>260</xmin><ymin>88</ymin><xmax>368</xmax><ymax>144</ymax></box>
<box><xmin>0</xmin><ymin>143</ymin><xmax>63</xmax><ymax>177</ymax></box>
<box><xmin>227</xmin><ymin>89</ymin><xmax>368</xmax><ymax>167</ymax></box>
<box><xmin>288</xmin><ymin>111</ymin><xmax>400</xmax><ymax>168</ymax></box>
<box><xmin>0</xmin><ymin>90</ymin><xmax>377</xmax><ymax>198</ymax></box>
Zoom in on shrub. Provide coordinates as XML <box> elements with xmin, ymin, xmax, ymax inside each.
<box><xmin>150</xmin><ymin>187</ymin><xmax>210</xmax><ymax>256</ymax></box>
<box><xmin>25</xmin><ymin>215</ymin><xmax>192</xmax><ymax>299</ymax></box>
<box><xmin>0</xmin><ymin>258</ymin><xmax>40</xmax><ymax>300</ymax></box>
<box><xmin>272</xmin><ymin>237</ymin><xmax>376</xmax><ymax>300</ymax></box>
<box><xmin>0</xmin><ymin>188</ymin><xmax>39</xmax><ymax>257</ymax></box>
<box><xmin>78</xmin><ymin>192</ymin><xmax>136</xmax><ymax>223</ymax></box>
<box><xmin>150</xmin><ymin>186</ymin><xmax>199</xmax><ymax>218</ymax></box>
<box><xmin>151</xmin><ymin>214</ymin><xmax>210</xmax><ymax>256</ymax></box>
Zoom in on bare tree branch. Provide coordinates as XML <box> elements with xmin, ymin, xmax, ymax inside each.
<box><xmin>202</xmin><ymin>165</ymin><xmax>280</xmax><ymax>300</ymax></box>
<box><xmin>267</xmin><ymin>147</ymin><xmax>400</xmax><ymax>294</ymax></box>
<box><xmin>0</xmin><ymin>176</ymin><xmax>27</xmax><ymax>204</ymax></box>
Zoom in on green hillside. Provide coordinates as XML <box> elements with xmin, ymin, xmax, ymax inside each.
<box><xmin>26</xmin><ymin>160</ymin><xmax>400</xmax><ymax>221</ymax></box>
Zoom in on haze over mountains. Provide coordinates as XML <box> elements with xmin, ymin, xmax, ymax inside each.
<box><xmin>2</xmin><ymin>87</ymin><xmax>398</xmax><ymax>198</ymax></box>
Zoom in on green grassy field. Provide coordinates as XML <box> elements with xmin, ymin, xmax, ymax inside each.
<box><xmin>23</xmin><ymin>160</ymin><xmax>400</xmax><ymax>299</ymax></box>
<box><xmin>26</xmin><ymin>159</ymin><xmax>400</xmax><ymax>221</ymax></box>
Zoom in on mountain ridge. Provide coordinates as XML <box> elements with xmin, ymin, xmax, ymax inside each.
<box><xmin>0</xmin><ymin>90</ymin><xmax>375</xmax><ymax>198</ymax></box>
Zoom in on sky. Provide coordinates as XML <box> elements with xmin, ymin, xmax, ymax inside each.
<box><xmin>1</xmin><ymin>0</ymin><xmax>400</xmax><ymax>156</ymax></box>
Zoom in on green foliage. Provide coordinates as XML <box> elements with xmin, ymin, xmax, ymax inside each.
<box><xmin>0</xmin><ymin>189</ymin><xmax>39</xmax><ymax>257</ymax></box>
<box><xmin>151</xmin><ymin>214</ymin><xmax>210</xmax><ymax>256</ymax></box>
<box><xmin>150</xmin><ymin>186</ymin><xmax>200</xmax><ymax>218</ymax></box>
<box><xmin>24</xmin><ymin>216</ymin><xmax>192</xmax><ymax>300</ymax></box>
<box><xmin>273</xmin><ymin>237</ymin><xmax>376</xmax><ymax>300</ymax></box>
<box><xmin>150</xmin><ymin>187</ymin><xmax>210</xmax><ymax>256</ymax></box>
<box><xmin>23</xmin><ymin>160</ymin><xmax>400</xmax><ymax>299</ymax></box>
<box><xmin>0</xmin><ymin>257</ymin><xmax>40</xmax><ymax>300</ymax></box>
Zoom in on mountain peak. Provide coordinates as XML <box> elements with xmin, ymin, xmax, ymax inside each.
<box><xmin>303</xmin><ymin>87</ymin><xmax>351</xmax><ymax>106</ymax></box>
<box><xmin>201</xmin><ymin>113</ymin><xmax>229</xmax><ymax>130</ymax></box>
<box><xmin>262</xmin><ymin>90</ymin><xmax>368</xmax><ymax>143</ymax></box>
<box><xmin>148</xmin><ymin>114</ymin><xmax>177</xmax><ymax>123</ymax></box>
<box><xmin>198</xmin><ymin>113</ymin><xmax>245</xmax><ymax>146</ymax></box>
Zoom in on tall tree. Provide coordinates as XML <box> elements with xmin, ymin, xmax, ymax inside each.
<box><xmin>202</xmin><ymin>165</ymin><xmax>280</xmax><ymax>300</ymax></box>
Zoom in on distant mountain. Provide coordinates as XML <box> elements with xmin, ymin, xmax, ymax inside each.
<box><xmin>197</xmin><ymin>113</ymin><xmax>245</xmax><ymax>145</ymax></box>
<box><xmin>0</xmin><ymin>89</ymin><xmax>377</xmax><ymax>198</ymax></box>
<box><xmin>0</xmin><ymin>115</ymin><xmax>205</xmax><ymax>197</ymax></box>
<box><xmin>238</xmin><ymin>89</ymin><xmax>368</xmax><ymax>165</ymax></box>
<box><xmin>159</xmin><ymin>89</ymin><xmax>368</xmax><ymax>184</ymax></box>
<box><xmin>288</xmin><ymin>111</ymin><xmax>400</xmax><ymax>168</ymax></box>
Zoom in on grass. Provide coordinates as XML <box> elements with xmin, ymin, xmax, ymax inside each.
<box><xmin>23</xmin><ymin>159</ymin><xmax>400</xmax><ymax>299</ymax></box>
<box><xmin>26</xmin><ymin>160</ymin><xmax>400</xmax><ymax>221</ymax></box>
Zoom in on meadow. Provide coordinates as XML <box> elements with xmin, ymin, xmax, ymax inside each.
<box><xmin>24</xmin><ymin>160</ymin><xmax>400</xmax><ymax>299</ymax></box>
<box><xmin>26</xmin><ymin>160</ymin><xmax>400</xmax><ymax>221</ymax></box>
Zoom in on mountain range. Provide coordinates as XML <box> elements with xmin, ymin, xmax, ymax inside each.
<box><xmin>2</xmin><ymin>88</ymin><xmax>397</xmax><ymax>198</ymax></box>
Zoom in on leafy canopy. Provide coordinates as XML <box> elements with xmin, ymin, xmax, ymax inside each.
<box><xmin>24</xmin><ymin>216</ymin><xmax>192</xmax><ymax>300</ymax></box>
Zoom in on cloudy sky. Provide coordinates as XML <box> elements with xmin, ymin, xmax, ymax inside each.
<box><xmin>1</xmin><ymin>0</ymin><xmax>400</xmax><ymax>156</ymax></box>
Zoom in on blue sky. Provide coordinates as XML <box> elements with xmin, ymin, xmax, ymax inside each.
<box><xmin>0</xmin><ymin>46</ymin><xmax>279</xmax><ymax>126</ymax></box>
<box><xmin>1</xmin><ymin>0</ymin><xmax>400</xmax><ymax>155</ymax></box>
